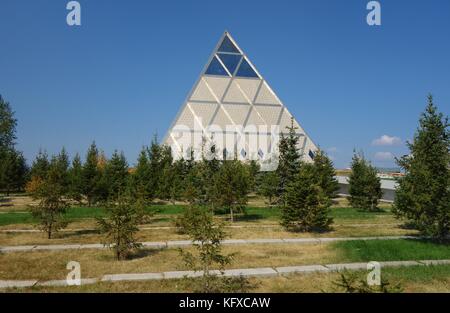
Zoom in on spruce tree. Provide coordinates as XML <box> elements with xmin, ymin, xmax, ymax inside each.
<box><xmin>277</xmin><ymin>117</ymin><xmax>301</xmax><ymax>202</ymax></box>
<box><xmin>97</xmin><ymin>195</ymin><xmax>142</xmax><ymax>260</ymax></box>
<box><xmin>82</xmin><ymin>142</ymin><xmax>100</xmax><ymax>206</ymax></box>
<box><xmin>348</xmin><ymin>152</ymin><xmax>382</xmax><ymax>211</ymax></box>
<box><xmin>104</xmin><ymin>150</ymin><xmax>129</xmax><ymax>201</ymax></box>
<box><xmin>393</xmin><ymin>95</ymin><xmax>450</xmax><ymax>239</ymax></box>
<box><xmin>313</xmin><ymin>149</ymin><xmax>339</xmax><ymax>200</ymax></box>
<box><xmin>30</xmin><ymin>149</ymin><xmax>50</xmax><ymax>180</ymax></box>
<box><xmin>0</xmin><ymin>149</ymin><xmax>27</xmax><ymax>195</ymax></box>
<box><xmin>130</xmin><ymin>147</ymin><xmax>152</xmax><ymax>202</ymax></box>
<box><xmin>257</xmin><ymin>171</ymin><xmax>280</xmax><ymax>205</ymax></box>
<box><xmin>281</xmin><ymin>163</ymin><xmax>332</xmax><ymax>232</ymax></box>
<box><xmin>0</xmin><ymin>95</ymin><xmax>17</xmax><ymax>150</ymax></box>
<box><xmin>212</xmin><ymin>160</ymin><xmax>250</xmax><ymax>222</ymax></box>
<box><xmin>0</xmin><ymin>95</ymin><xmax>28</xmax><ymax>195</ymax></box>
<box><xmin>68</xmin><ymin>153</ymin><xmax>84</xmax><ymax>204</ymax></box>
<box><xmin>29</xmin><ymin>154</ymin><xmax>69</xmax><ymax>239</ymax></box>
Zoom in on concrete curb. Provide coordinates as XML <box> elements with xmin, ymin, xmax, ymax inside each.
<box><xmin>1</xmin><ymin>259</ymin><xmax>449</xmax><ymax>289</ymax></box>
<box><xmin>0</xmin><ymin>235</ymin><xmax>419</xmax><ymax>253</ymax></box>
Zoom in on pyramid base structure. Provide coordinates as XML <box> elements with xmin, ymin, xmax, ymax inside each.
<box><xmin>163</xmin><ymin>32</ymin><xmax>318</xmax><ymax>171</ymax></box>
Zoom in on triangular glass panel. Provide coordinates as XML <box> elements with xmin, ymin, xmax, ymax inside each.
<box><xmin>236</xmin><ymin>58</ymin><xmax>259</xmax><ymax>78</ymax></box>
<box><xmin>217</xmin><ymin>53</ymin><xmax>242</xmax><ymax>75</ymax></box>
<box><xmin>205</xmin><ymin>56</ymin><xmax>229</xmax><ymax>76</ymax></box>
<box><xmin>218</xmin><ymin>36</ymin><xmax>240</xmax><ymax>53</ymax></box>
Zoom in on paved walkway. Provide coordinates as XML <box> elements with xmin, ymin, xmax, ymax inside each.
<box><xmin>1</xmin><ymin>259</ymin><xmax>449</xmax><ymax>289</ymax></box>
<box><xmin>0</xmin><ymin>235</ymin><xmax>418</xmax><ymax>253</ymax></box>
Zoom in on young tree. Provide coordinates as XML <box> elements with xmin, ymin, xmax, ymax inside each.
<box><xmin>82</xmin><ymin>142</ymin><xmax>100</xmax><ymax>206</ymax></box>
<box><xmin>257</xmin><ymin>171</ymin><xmax>280</xmax><ymax>205</ymax></box>
<box><xmin>348</xmin><ymin>152</ymin><xmax>382</xmax><ymax>211</ymax></box>
<box><xmin>130</xmin><ymin>147</ymin><xmax>152</xmax><ymax>201</ymax></box>
<box><xmin>393</xmin><ymin>95</ymin><xmax>450</xmax><ymax>240</ymax></box>
<box><xmin>29</xmin><ymin>154</ymin><xmax>69</xmax><ymax>239</ymax></box>
<box><xmin>212</xmin><ymin>160</ymin><xmax>251</xmax><ymax>222</ymax></box>
<box><xmin>277</xmin><ymin>117</ymin><xmax>302</xmax><ymax>202</ymax></box>
<box><xmin>104</xmin><ymin>150</ymin><xmax>129</xmax><ymax>200</ymax></box>
<box><xmin>178</xmin><ymin>206</ymin><xmax>251</xmax><ymax>293</ymax></box>
<box><xmin>68</xmin><ymin>153</ymin><xmax>84</xmax><ymax>204</ymax></box>
<box><xmin>281</xmin><ymin>163</ymin><xmax>333</xmax><ymax>232</ymax></box>
<box><xmin>313</xmin><ymin>149</ymin><xmax>339</xmax><ymax>200</ymax></box>
<box><xmin>0</xmin><ymin>149</ymin><xmax>28</xmax><ymax>195</ymax></box>
<box><xmin>0</xmin><ymin>96</ymin><xmax>28</xmax><ymax>195</ymax></box>
<box><xmin>29</xmin><ymin>149</ymin><xmax>50</xmax><ymax>180</ymax></box>
<box><xmin>97</xmin><ymin>196</ymin><xmax>142</xmax><ymax>260</ymax></box>
<box><xmin>0</xmin><ymin>95</ymin><xmax>17</xmax><ymax>150</ymax></box>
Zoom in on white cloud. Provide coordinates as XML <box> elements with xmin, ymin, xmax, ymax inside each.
<box><xmin>327</xmin><ymin>147</ymin><xmax>338</xmax><ymax>153</ymax></box>
<box><xmin>372</xmin><ymin>135</ymin><xmax>401</xmax><ymax>146</ymax></box>
<box><xmin>374</xmin><ymin>152</ymin><xmax>394</xmax><ymax>161</ymax></box>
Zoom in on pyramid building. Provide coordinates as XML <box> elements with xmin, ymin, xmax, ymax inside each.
<box><xmin>163</xmin><ymin>32</ymin><xmax>317</xmax><ymax>169</ymax></box>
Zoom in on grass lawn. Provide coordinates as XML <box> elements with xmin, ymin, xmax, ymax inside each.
<box><xmin>334</xmin><ymin>239</ymin><xmax>450</xmax><ymax>262</ymax></box>
<box><xmin>3</xmin><ymin>264</ymin><xmax>450</xmax><ymax>293</ymax></box>
<box><xmin>0</xmin><ymin>205</ymin><xmax>394</xmax><ymax>226</ymax></box>
<box><xmin>1</xmin><ymin>239</ymin><xmax>449</xmax><ymax>281</ymax></box>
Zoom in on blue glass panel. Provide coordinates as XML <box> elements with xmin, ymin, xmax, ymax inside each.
<box><xmin>218</xmin><ymin>36</ymin><xmax>240</xmax><ymax>53</ymax></box>
<box><xmin>218</xmin><ymin>53</ymin><xmax>242</xmax><ymax>75</ymax></box>
<box><xmin>205</xmin><ymin>56</ymin><xmax>229</xmax><ymax>76</ymax></box>
<box><xmin>236</xmin><ymin>58</ymin><xmax>259</xmax><ymax>78</ymax></box>
<box><xmin>308</xmin><ymin>150</ymin><xmax>315</xmax><ymax>160</ymax></box>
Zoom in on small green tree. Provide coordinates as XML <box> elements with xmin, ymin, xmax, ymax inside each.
<box><xmin>178</xmin><ymin>206</ymin><xmax>252</xmax><ymax>293</ymax></box>
<box><xmin>0</xmin><ymin>149</ymin><xmax>28</xmax><ymax>195</ymax></box>
<box><xmin>277</xmin><ymin>117</ymin><xmax>302</xmax><ymax>203</ymax></box>
<box><xmin>212</xmin><ymin>160</ymin><xmax>250</xmax><ymax>222</ymax></box>
<box><xmin>348</xmin><ymin>152</ymin><xmax>382</xmax><ymax>211</ymax></box>
<box><xmin>257</xmin><ymin>171</ymin><xmax>280</xmax><ymax>205</ymax></box>
<box><xmin>333</xmin><ymin>270</ymin><xmax>402</xmax><ymax>293</ymax></box>
<box><xmin>68</xmin><ymin>153</ymin><xmax>84</xmax><ymax>204</ymax></box>
<box><xmin>29</xmin><ymin>154</ymin><xmax>69</xmax><ymax>239</ymax></box>
<box><xmin>82</xmin><ymin>142</ymin><xmax>100</xmax><ymax>206</ymax></box>
<box><xmin>130</xmin><ymin>147</ymin><xmax>152</xmax><ymax>201</ymax></box>
<box><xmin>313</xmin><ymin>149</ymin><xmax>339</xmax><ymax>200</ymax></box>
<box><xmin>97</xmin><ymin>196</ymin><xmax>142</xmax><ymax>260</ymax></box>
<box><xmin>0</xmin><ymin>95</ymin><xmax>17</xmax><ymax>151</ymax></box>
<box><xmin>281</xmin><ymin>163</ymin><xmax>333</xmax><ymax>232</ymax></box>
<box><xmin>393</xmin><ymin>95</ymin><xmax>450</xmax><ymax>240</ymax></box>
<box><xmin>104</xmin><ymin>150</ymin><xmax>129</xmax><ymax>200</ymax></box>
<box><xmin>29</xmin><ymin>149</ymin><xmax>50</xmax><ymax>180</ymax></box>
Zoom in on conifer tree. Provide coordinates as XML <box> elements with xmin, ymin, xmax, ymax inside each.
<box><xmin>277</xmin><ymin>117</ymin><xmax>301</xmax><ymax>202</ymax></box>
<box><xmin>257</xmin><ymin>171</ymin><xmax>280</xmax><ymax>205</ymax></box>
<box><xmin>130</xmin><ymin>147</ymin><xmax>152</xmax><ymax>202</ymax></box>
<box><xmin>0</xmin><ymin>95</ymin><xmax>17</xmax><ymax>150</ymax></box>
<box><xmin>348</xmin><ymin>152</ymin><xmax>382</xmax><ymax>211</ymax></box>
<box><xmin>0</xmin><ymin>149</ymin><xmax>27</xmax><ymax>195</ymax></box>
<box><xmin>212</xmin><ymin>160</ymin><xmax>250</xmax><ymax>222</ymax></box>
<box><xmin>313</xmin><ymin>149</ymin><xmax>339</xmax><ymax>200</ymax></box>
<box><xmin>30</xmin><ymin>149</ymin><xmax>50</xmax><ymax>180</ymax></box>
<box><xmin>394</xmin><ymin>95</ymin><xmax>450</xmax><ymax>239</ymax></box>
<box><xmin>97</xmin><ymin>195</ymin><xmax>142</xmax><ymax>260</ymax></box>
<box><xmin>29</xmin><ymin>154</ymin><xmax>69</xmax><ymax>239</ymax></box>
<box><xmin>82</xmin><ymin>142</ymin><xmax>100</xmax><ymax>206</ymax></box>
<box><xmin>178</xmin><ymin>206</ymin><xmax>237</xmax><ymax>293</ymax></box>
<box><xmin>68</xmin><ymin>153</ymin><xmax>84</xmax><ymax>204</ymax></box>
<box><xmin>104</xmin><ymin>150</ymin><xmax>129</xmax><ymax>200</ymax></box>
<box><xmin>0</xmin><ymin>95</ymin><xmax>28</xmax><ymax>195</ymax></box>
<box><xmin>281</xmin><ymin>163</ymin><xmax>332</xmax><ymax>232</ymax></box>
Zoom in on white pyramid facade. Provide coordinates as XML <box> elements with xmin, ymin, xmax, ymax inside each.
<box><xmin>163</xmin><ymin>32</ymin><xmax>318</xmax><ymax>167</ymax></box>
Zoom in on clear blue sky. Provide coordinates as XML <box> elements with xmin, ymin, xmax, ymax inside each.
<box><xmin>1</xmin><ymin>0</ymin><xmax>449</xmax><ymax>169</ymax></box>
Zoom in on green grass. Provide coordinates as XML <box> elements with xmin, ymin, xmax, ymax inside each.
<box><xmin>382</xmin><ymin>264</ymin><xmax>450</xmax><ymax>283</ymax></box>
<box><xmin>329</xmin><ymin>207</ymin><xmax>391</xmax><ymax>220</ymax></box>
<box><xmin>0</xmin><ymin>212</ymin><xmax>35</xmax><ymax>226</ymax></box>
<box><xmin>335</xmin><ymin>239</ymin><xmax>450</xmax><ymax>262</ymax></box>
<box><xmin>0</xmin><ymin>205</ymin><xmax>395</xmax><ymax>226</ymax></box>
